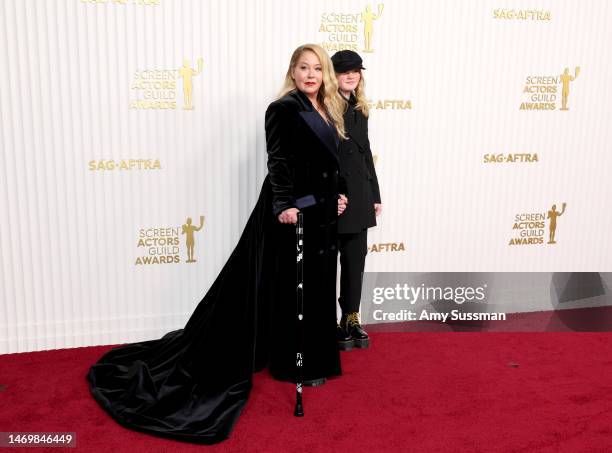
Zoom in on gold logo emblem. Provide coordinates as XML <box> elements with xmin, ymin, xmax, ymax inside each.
<box><xmin>559</xmin><ymin>67</ymin><xmax>580</xmax><ymax>111</ymax></box>
<box><xmin>130</xmin><ymin>57</ymin><xmax>203</xmax><ymax>110</ymax></box>
<box><xmin>178</xmin><ymin>58</ymin><xmax>203</xmax><ymax>110</ymax></box>
<box><xmin>319</xmin><ymin>3</ymin><xmax>385</xmax><ymax>54</ymax></box>
<box><xmin>546</xmin><ymin>203</ymin><xmax>566</xmax><ymax>244</ymax></box>
<box><xmin>520</xmin><ymin>67</ymin><xmax>580</xmax><ymax>111</ymax></box>
<box><xmin>182</xmin><ymin>216</ymin><xmax>205</xmax><ymax>263</ymax></box>
<box><xmin>362</xmin><ymin>4</ymin><xmax>384</xmax><ymax>53</ymax></box>
<box><xmin>135</xmin><ymin>215</ymin><xmax>205</xmax><ymax>265</ymax></box>
<box><xmin>509</xmin><ymin>203</ymin><xmax>567</xmax><ymax>246</ymax></box>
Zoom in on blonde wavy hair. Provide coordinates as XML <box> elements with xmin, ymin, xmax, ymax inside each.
<box><xmin>278</xmin><ymin>44</ymin><xmax>346</xmax><ymax>139</ymax></box>
<box><xmin>352</xmin><ymin>71</ymin><xmax>370</xmax><ymax>118</ymax></box>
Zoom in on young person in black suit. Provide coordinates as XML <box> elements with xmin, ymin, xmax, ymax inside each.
<box><xmin>331</xmin><ymin>50</ymin><xmax>382</xmax><ymax>350</ymax></box>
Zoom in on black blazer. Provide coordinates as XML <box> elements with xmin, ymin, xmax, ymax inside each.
<box><xmin>337</xmin><ymin>94</ymin><xmax>381</xmax><ymax>234</ymax></box>
<box><xmin>264</xmin><ymin>89</ymin><xmax>341</xmax><ymax>226</ymax></box>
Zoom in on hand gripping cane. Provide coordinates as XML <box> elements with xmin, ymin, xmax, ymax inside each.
<box><xmin>294</xmin><ymin>211</ymin><xmax>305</xmax><ymax>417</ymax></box>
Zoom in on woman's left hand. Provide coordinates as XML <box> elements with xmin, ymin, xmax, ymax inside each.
<box><xmin>338</xmin><ymin>194</ymin><xmax>348</xmax><ymax>216</ymax></box>
<box><xmin>374</xmin><ymin>203</ymin><xmax>382</xmax><ymax>216</ymax></box>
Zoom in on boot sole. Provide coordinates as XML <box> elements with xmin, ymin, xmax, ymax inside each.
<box><xmin>338</xmin><ymin>339</ymin><xmax>354</xmax><ymax>351</ymax></box>
<box><xmin>354</xmin><ymin>338</ymin><xmax>370</xmax><ymax>349</ymax></box>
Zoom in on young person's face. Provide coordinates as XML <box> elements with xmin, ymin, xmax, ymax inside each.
<box><xmin>336</xmin><ymin>69</ymin><xmax>361</xmax><ymax>94</ymax></box>
<box><xmin>292</xmin><ymin>50</ymin><xmax>322</xmax><ymax>97</ymax></box>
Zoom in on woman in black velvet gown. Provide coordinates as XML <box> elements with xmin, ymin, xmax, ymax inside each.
<box><xmin>87</xmin><ymin>44</ymin><xmax>348</xmax><ymax>444</ymax></box>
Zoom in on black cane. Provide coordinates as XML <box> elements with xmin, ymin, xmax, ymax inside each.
<box><xmin>294</xmin><ymin>211</ymin><xmax>305</xmax><ymax>417</ymax></box>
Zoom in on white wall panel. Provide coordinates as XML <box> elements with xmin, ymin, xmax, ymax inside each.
<box><xmin>1</xmin><ymin>0</ymin><xmax>611</xmax><ymax>352</ymax></box>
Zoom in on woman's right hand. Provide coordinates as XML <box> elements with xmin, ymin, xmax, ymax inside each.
<box><xmin>338</xmin><ymin>194</ymin><xmax>348</xmax><ymax>216</ymax></box>
<box><xmin>278</xmin><ymin>207</ymin><xmax>299</xmax><ymax>224</ymax></box>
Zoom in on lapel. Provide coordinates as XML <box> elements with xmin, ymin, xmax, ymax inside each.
<box><xmin>292</xmin><ymin>91</ymin><xmax>339</xmax><ymax>163</ymax></box>
<box><xmin>345</xmin><ymin>94</ymin><xmax>368</xmax><ymax>151</ymax></box>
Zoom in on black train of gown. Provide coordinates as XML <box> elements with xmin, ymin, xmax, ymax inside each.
<box><xmin>87</xmin><ymin>91</ymin><xmax>343</xmax><ymax>444</ymax></box>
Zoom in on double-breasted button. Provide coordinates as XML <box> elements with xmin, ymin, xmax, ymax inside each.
<box><xmin>318</xmin><ymin>249</ymin><xmax>325</xmax><ymax>255</ymax></box>
<box><xmin>345</xmin><ymin>171</ymin><xmax>351</xmax><ymax>176</ymax></box>
<box><xmin>319</xmin><ymin>197</ymin><xmax>326</xmax><ymax>203</ymax></box>
<box><xmin>321</xmin><ymin>172</ymin><xmax>328</xmax><ymax>178</ymax></box>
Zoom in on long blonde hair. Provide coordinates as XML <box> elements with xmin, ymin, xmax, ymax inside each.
<box><xmin>278</xmin><ymin>44</ymin><xmax>346</xmax><ymax>139</ymax></box>
<box><xmin>353</xmin><ymin>71</ymin><xmax>370</xmax><ymax>117</ymax></box>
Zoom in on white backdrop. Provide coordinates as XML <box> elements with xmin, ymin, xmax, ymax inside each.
<box><xmin>1</xmin><ymin>0</ymin><xmax>611</xmax><ymax>353</ymax></box>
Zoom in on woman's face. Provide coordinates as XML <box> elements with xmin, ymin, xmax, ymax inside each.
<box><xmin>336</xmin><ymin>69</ymin><xmax>361</xmax><ymax>94</ymax></box>
<box><xmin>291</xmin><ymin>50</ymin><xmax>323</xmax><ymax>97</ymax></box>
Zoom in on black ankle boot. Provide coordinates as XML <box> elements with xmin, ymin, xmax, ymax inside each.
<box><xmin>343</xmin><ymin>312</ymin><xmax>369</xmax><ymax>349</ymax></box>
<box><xmin>336</xmin><ymin>323</ymin><xmax>354</xmax><ymax>351</ymax></box>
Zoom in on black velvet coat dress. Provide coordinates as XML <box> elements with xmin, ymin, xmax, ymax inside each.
<box><xmin>87</xmin><ymin>89</ymin><xmax>342</xmax><ymax>444</ymax></box>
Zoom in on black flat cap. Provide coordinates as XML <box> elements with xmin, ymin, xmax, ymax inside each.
<box><xmin>331</xmin><ymin>50</ymin><xmax>365</xmax><ymax>73</ymax></box>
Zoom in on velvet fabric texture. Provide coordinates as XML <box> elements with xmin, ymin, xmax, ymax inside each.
<box><xmin>87</xmin><ymin>90</ymin><xmax>342</xmax><ymax>444</ymax></box>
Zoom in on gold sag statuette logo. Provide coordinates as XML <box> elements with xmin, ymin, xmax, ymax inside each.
<box><xmin>81</xmin><ymin>0</ymin><xmax>160</xmax><ymax>5</ymax></box>
<box><xmin>89</xmin><ymin>159</ymin><xmax>162</xmax><ymax>170</ymax></box>
<box><xmin>130</xmin><ymin>58</ymin><xmax>203</xmax><ymax>110</ymax></box>
<box><xmin>493</xmin><ymin>9</ymin><xmax>551</xmax><ymax>20</ymax></box>
<box><xmin>135</xmin><ymin>215</ymin><xmax>205</xmax><ymax>265</ymax></box>
<box><xmin>546</xmin><ymin>203</ymin><xmax>566</xmax><ymax>244</ymax></box>
<box><xmin>559</xmin><ymin>67</ymin><xmax>579</xmax><ymax>110</ymax></box>
<box><xmin>319</xmin><ymin>4</ymin><xmax>384</xmax><ymax>53</ymax></box>
<box><xmin>182</xmin><ymin>216</ymin><xmax>205</xmax><ymax>263</ymax></box>
<box><xmin>178</xmin><ymin>59</ymin><xmax>203</xmax><ymax>110</ymax></box>
<box><xmin>368</xmin><ymin>242</ymin><xmax>405</xmax><ymax>253</ymax></box>
<box><xmin>483</xmin><ymin>153</ymin><xmax>538</xmax><ymax>164</ymax></box>
<box><xmin>520</xmin><ymin>67</ymin><xmax>580</xmax><ymax>111</ymax></box>
<box><xmin>509</xmin><ymin>202</ymin><xmax>567</xmax><ymax>246</ymax></box>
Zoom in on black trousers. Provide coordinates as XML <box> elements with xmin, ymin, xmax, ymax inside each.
<box><xmin>338</xmin><ymin>230</ymin><xmax>368</xmax><ymax>316</ymax></box>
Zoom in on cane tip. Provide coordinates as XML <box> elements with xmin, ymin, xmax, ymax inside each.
<box><xmin>294</xmin><ymin>404</ymin><xmax>304</xmax><ymax>417</ymax></box>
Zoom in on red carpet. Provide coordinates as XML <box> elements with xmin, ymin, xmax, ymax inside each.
<box><xmin>2</xmin><ymin>332</ymin><xmax>612</xmax><ymax>452</ymax></box>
